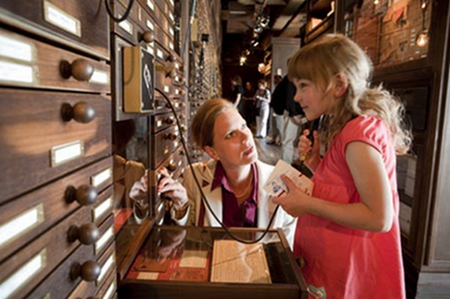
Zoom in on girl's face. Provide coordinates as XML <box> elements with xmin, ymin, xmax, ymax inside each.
<box><xmin>205</xmin><ymin>109</ymin><xmax>257</xmax><ymax>168</ymax></box>
<box><xmin>292</xmin><ymin>78</ymin><xmax>333</xmax><ymax>121</ymax></box>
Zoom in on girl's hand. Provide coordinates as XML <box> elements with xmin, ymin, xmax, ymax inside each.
<box><xmin>272</xmin><ymin>175</ymin><xmax>312</xmax><ymax>217</ymax></box>
<box><xmin>298</xmin><ymin>129</ymin><xmax>321</xmax><ymax>171</ymax></box>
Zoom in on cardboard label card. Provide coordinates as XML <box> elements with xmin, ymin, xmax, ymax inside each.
<box><xmin>263</xmin><ymin>160</ymin><xmax>314</xmax><ymax>197</ymax></box>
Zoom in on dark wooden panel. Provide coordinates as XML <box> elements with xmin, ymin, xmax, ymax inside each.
<box><xmin>0</xmin><ymin>0</ymin><xmax>109</xmax><ymax>57</ymax></box>
<box><xmin>0</xmin><ymin>27</ymin><xmax>110</xmax><ymax>92</ymax></box>
<box><xmin>0</xmin><ymin>89</ymin><xmax>111</xmax><ymax>202</ymax></box>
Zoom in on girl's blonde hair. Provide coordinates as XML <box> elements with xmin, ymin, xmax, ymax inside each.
<box><xmin>191</xmin><ymin>98</ymin><xmax>235</xmax><ymax>148</ymax></box>
<box><xmin>288</xmin><ymin>34</ymin><xmax>412</xmax><ymax>154</ymax></box>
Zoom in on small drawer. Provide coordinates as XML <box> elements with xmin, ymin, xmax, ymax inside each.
<box><xmin>0</xmin><ymin>0</ymin><xmax>109</xmax><ymax>58</ymax></box>
<box><xmin>0</xmin><ymin>158</ymin><xmax>112</xmax><ymax>262</ymax></box>
<box><xmin>152</xmin><ymin>112</ymin><xmax>176</xmax><ymax>133</ymax></box>
<box><xmin>96</xmin><ymin>243</ymin><xmax>117</xmax><ymax>288</ymax></box>
<box><xmin>0</xmin><ymin>205</ymin><xmax>104</xmax><ymax>299</ymax></box>
<box><xmin>151</xmin><ymin>126</ymin><xmax>180</xmax><ymax>168</ymax></box>
<box><xmin>0</xmin><ymin>89</ymin><xmax>111</xmax><ymax>202</ymax></box>
<box><xmin>24</xmin><ymin>241</ymin><xmax>98</xmax><ymax>299</ymax></box>
<box><xmin>0</xmin><ymin>27</ymin><xmax>110</xmax><ymax>92</ymax></box>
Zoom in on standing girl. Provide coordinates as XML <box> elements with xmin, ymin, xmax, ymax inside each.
<box><xmin>273</xmin><ymin>34</ymin><xmax>411</xmax><ymax>298</ymax></box>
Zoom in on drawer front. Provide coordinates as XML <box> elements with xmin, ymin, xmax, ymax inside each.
<box><xmin>0</xmin><ymin>158</ymin><xmax>112</xmax><ymax>262</ymax></box>
<box><xmin>25</xmin><ymin>240</ymin><xmax>98</xmax><ymax>299</ymax></box>
<box><xmin>0</xmin><ymin>89</ymin><xmax>111</xmax><ymax>202</ymax></box>
<box><xmin>0</xmin><ymin>0</ymin><xmax>109</xmax><ymax>57</ymax></box>
<box><xmin>151</xmin><ymin>110</ymin><xmax>185</xmax><ymax>133</ymax></box>
<box><xmin>151</xmin><ymin>126</ymin><xmax>180</xmax><ymax>168</ymax></box>
<box><xmin>0</xmin><ymin>206</ymin><xmax>107</xmax><ymax>298</ymax></box>
<box><xmin>0</xmin><ymin>27</ymin><xmax>110</xmax><ymax>92</ymax></box>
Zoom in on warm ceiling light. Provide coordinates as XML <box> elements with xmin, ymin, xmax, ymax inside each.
<box><xmin>374</xmin><ymin>0</ymin><xmax>380</xmax><ymax>4</ymax></box>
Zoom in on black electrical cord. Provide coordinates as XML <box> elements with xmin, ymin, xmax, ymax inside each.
<box><xmin>154</xmin><ymin>87</ymin><xmax>281</xmax><ymax>244</ymax></box>
<box><xmin>104</xmin><ymin>0</ymin><xmax>135</xmax><ymax>23</ymax></box>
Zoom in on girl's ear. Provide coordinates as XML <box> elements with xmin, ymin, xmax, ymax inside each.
<box><xmin>204</xmin><ymin>146</ymin><xmax>219</xmax><ymax>160</ymax></box>
<box><xmin>334</xmin><ymin>73</ymin><xmax>348</xmax><ymax>97</ymax></box>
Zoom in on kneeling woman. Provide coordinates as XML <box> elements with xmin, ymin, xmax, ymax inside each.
<box><xmin>130</xmin><ymin>99</ymin><xmax>296</xmax><ymax>248</ymax></box>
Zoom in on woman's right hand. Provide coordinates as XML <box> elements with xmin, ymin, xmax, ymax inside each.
<box><xmin>298</xmin><ymin>129</ymin><xmax>321</xmax><ymax>171</ymax></box>
<box><xmin>129</xmin><ymin>170</ymin><xmax>149</xmax><ymax>201</ymax></box>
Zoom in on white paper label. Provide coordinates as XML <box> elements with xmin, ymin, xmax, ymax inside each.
<box><xmin>146</xmin><ymin>20</ymin><xmax>154</xmax><ymax>31</ymax></box>
<box><xmin>157</xmin><ymin>49</ymin><xmax>163</xmax><ymax>59</ymax></box>
<box><xmin>0</xmin><ymin>35</ymin><xmax>33</xmax><ymax>62</ymax></box>
<box><xmin>90</xmin><ymin>70</ymin><xmax>109</xmax><ymax>85</ymax></box>
<box><xmin>119</xmin><ymin>20</ymin><xmax>133</xmax><ymax>35</ymax></box>
<box><xmin>0</xmin><ymin>250</ymin><xmax>46</xmax><ymax>299</ymax></box>
<box><xmin>169</xmin><ymin>28</ymin><xmax>174</xmax><ymax>36</ymax></box>
<box><xmin>170</xmin><ymin>42</ymin><xmax>174</xmax><ymax>50</ymax></box>
<box><xmin>93</xmin><ymin>197</ymin><xmax>113</xmax><ymax>222</ymax></box>
<box><xmin>44</xmin><ymin>1</ymin><xmax>81</xmax><ymax>37</ymax></box>
<box><xmin>156</xmin><ymin>120</ymin><xmax>162</xmax><ymax>127</ymax></box>
<box><xmin>103</xmin><ymin>279</ymin><xmax>116</xmax><ymax>299</ymax></box>
<box><xmin>91</xmin><ymin>168</ymin><xmax>112</xmax><ymax>187</ymax></box>
<box><xmin>164</xmin><ymin>85</ymin><xmax>170</xmax><ymax>93</ymax></box>
<box><xmin>0</xmin><ymin>61</ymin><xmax>33</xmax><ymax>84</ymax></box>
<box><xmin>98</xmin><ymin>254</ymin><xmax>115</xmax><ymax>283</ymax></box>
<box><xmin>147</xmin><ymin>0</ymin><xmax>155</xmax><ymax>10</ymax></box>
<box><xmin>51</xmin><ymin>140</ymin><xmax>84</xmax><ymax>167</ymax></box>
<box><xmin>95</xmin><ymin>227</ymin><xmax>114</xmax><ymax>254</ymax></box>
<box><xmin>0</xmin><ymin>204</ymin><xmax>44</xmax><ymax>248</ymax></box>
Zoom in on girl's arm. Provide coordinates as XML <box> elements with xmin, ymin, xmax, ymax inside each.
<box><xmin>274</xmin><ymin>141</ymin><xmax>394</xmax><ymax>232</ymax></box>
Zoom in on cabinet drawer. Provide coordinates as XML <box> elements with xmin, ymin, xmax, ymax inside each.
<box><xmin>151</xmin><ymin>126</ymin><xmax>180</xmax><ymax>168</ymax></box>
<box><xmin>0</xmin><ymin>207</ymin><xmax>111</xmax><ymax>298</ymax></box>
<box><xmin>24</xmin><ymin>240</ymin><xmax>99</xmax><ymax>299</ymax></box>
<box><xmin>0</xmin><ymin>89</ymin><xmax>111</xmax><ymax>202</ymax></box>
<box><xmin>152</xmin><ymin>110</ymin><xmax>185</xmax><ymax>133</ymax></box>
<box><xmin>0</xmin><ymin>158</ymin><xmax>112</xmax><ymax>262</ymax></box>
<box><xmin>0</xmin><ymin>27</ymin><xmax>110</xmax><ymax>92</ymax></box>
<box><xmin>0</xmin><ymin>0</ymin><xmax>109</xmax><ymax>58</ymax></box>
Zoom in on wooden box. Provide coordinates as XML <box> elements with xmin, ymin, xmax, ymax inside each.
<box><xmin>117</xmin><ymin>226</ymin><xmax>309</xmax><ymax>299</ymax></box>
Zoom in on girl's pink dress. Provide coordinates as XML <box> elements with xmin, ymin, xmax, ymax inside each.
<box><xmin>294</xmin><ymin>115</ymin><xmax>406</xmax><ymax>299</ymax></box>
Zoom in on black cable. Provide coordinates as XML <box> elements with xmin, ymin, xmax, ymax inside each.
<box><xmin>104</xmin><ymin>0</ymin><xmax>135</xmax><ymax>23</ymax></box>
<box><xmin>154</xmin><ymin>87</ymin><xmax>281</xmax><ymax>244</ymax></box>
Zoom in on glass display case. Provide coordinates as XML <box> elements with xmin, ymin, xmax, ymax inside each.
<box><xmin>118</xmin><ymin>226</ymin><xmax>309</xmax><ymax>299</ymax></box>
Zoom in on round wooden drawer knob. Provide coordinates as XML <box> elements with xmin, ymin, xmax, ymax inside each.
<box><xmin>165</xmin><ymin>117</ymin><xmax>175</xmax><ymax>125</ymax></box>
<box><xmin>165</xmin><ymin>132</ymin><xmax>177</xmax><ymax>141</ymax></box>
<box><xmin>68</xmin><ymin>223</ymin><xmax>100</xmax><ymax>245</ymax></box>
<box><xmin>167</xmin><ymin>162</ymin><xmax>177</xmax><ymax>172</ymax></box>
<box><xmin>65</xmin><ymin>185</ymin><xmax>98</xmax><ymax>206</ymax></box>
<box><xmin>60</xmin><ymin>58</ymin><xmax>94</xmax><ymax>82</ymax></box>
<box><xmin>141</xmin><ymin>31</ymin><xmax>155</xmax><ymax>44</ymax></box>
<box><xmin>61</xmin><ymin>102</ymin><xmax>95</xmax><ymax>123</ymax></box>
<box><xmin>70</xmin><ymin>260</ymin><xmax>101</xmax><ymax>282</ymax></box>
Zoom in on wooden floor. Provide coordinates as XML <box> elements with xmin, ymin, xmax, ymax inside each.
<box><xmin>255</xmin><ymin>138</ymin><xmax>282</xmax><ymax>166</ymax></box>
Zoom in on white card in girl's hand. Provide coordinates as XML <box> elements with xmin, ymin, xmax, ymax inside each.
<box><xmin>263</xmin><ymin>160</ymin><xmax>314</xmax><ymax>197</ymax></box>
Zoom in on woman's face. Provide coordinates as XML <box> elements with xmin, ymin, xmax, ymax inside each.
<box><xmin>206</xmin><ymin>109</ymin><xmax>257</xmax><ymax>168</ymax></box>
<box><xmin>292</xmin><ymin>78</ymin><xmax>333</xmax><ymax>121</ymax></box>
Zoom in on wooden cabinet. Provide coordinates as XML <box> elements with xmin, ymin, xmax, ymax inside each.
<box><xmin>0</xmin><ymin>1</ymin><xmax>115</xmax><ymax>298</ymax></box>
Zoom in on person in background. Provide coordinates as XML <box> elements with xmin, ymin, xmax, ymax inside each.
<box><xmin>268</xmin><ymin>74</ymin><xmax>284</xmax><ymax>145</ymax></box>
<box><xmin>273</xmin><ymin>34</ymin><xmax>411</xmax><ymax>298</ymax></box>
<box><xmin>242</xmin><ymin>81</ymin><xmax>256</xmax><ymax>127</ymax></box>
<box><xmin>230</xmin><ymin>75</ymin><xmax>244</xmax><ymax>114</ymax></box>
<box><xmin>279</xmin><ymin>74</ymin><xmax>307</xmax><ymax>164</ymax></box>
<box><xmin>130</xmin><ymin>99</ymin><xmax>297</xmax><ymax>248</ymax></box>
<box><xmin>254</xmin><ymin>79</ymin><xmax>271</xmax><ymax>139</ymax></box>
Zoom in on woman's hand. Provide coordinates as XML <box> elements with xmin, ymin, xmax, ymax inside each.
<box><xmin>157</xmin><ymin>168</ymin><xmax>188</xmax><ymax>209</ymax></box>
<box><xmin>129</xmin><ymin>170</ymin><xmax>149</xmax><ymax>201</ymax></box>
<box><xmin>298</xmin><ymin>129</ymin><xmax>321</xmax><ymax>171</ymax></box>
<box><xmin>272</xmin><ymin>175</ymin><xmax>312</xmax><ymax>217</ymax></box>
